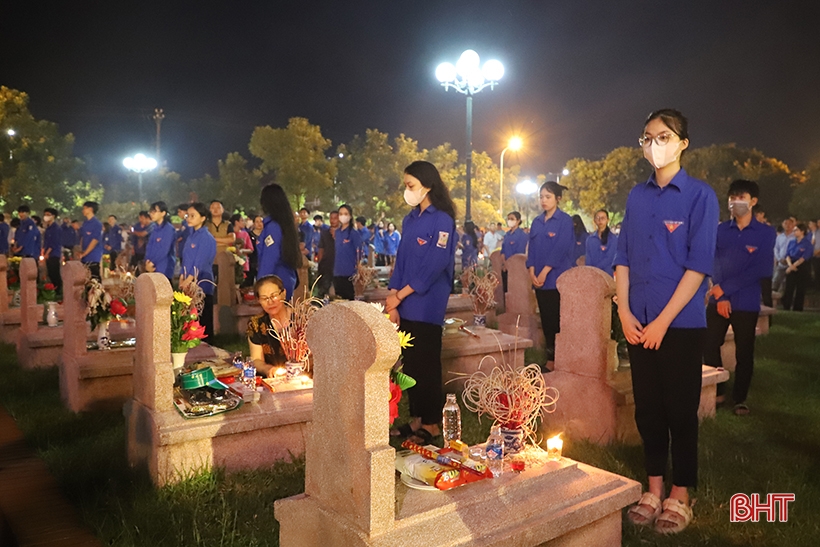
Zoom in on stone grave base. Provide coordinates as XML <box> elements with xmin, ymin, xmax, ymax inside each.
<box><xmin>276</xmin><ymin>456</ymin><xmax>640</xmax><ymax>547</ymax></box>
<box><xmin>126</xmin><ymin>388</ymin><xmax>313</xmax><ymax>486</ymax></box>
<box><xmin>551</xmin><ymin>365</ymin><xmax>730</xmax><ymax>445</ymax></box>
<box><xmin>61</xmin><ymin>347</ymin><xmax>134</xmax><ymax>412</ymax></box>
<box><xmin>364</xmin><ymin>291</ymin><xmax>494</xmax><ymax>325</ymax></box>
<box><xmin>17</xmin><ymin>320</ymin><xmax>135</xmax><ymax>369</ymax></box>
<box><xmin>441</xmin><ymin>327</ymin><xmax>532</xmax><ymax>393</ymax></box>
<box><xmin>497</xmin><ymin>312</ymin><xmax>545</xmax><ymax>350</ymax></box>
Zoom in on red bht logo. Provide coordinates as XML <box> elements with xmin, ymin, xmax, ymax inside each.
<box><xmin>730</xmin><ymin>493</ymin><xmax>795</xmax><ymax>522</ymax></box>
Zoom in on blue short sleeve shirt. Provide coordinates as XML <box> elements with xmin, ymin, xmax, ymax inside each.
<box><xmin>334</xmin><ymin>225</ymin><xmax>363</xmax><ymax>277</ymax></box>
<box><xmin>181</xmin><ymin>226</ymin><xmax>217</xmax><ymax>295</ymax></box>
<box><xmin>43</xmin><ymin>223</ymin><xmax>62</xmax><ymax>259</ymax></box>
<box><xmin>257</xmin><ymin>218</ymin><xmax>297</xmax><ymax>299</ymax></box>
<box><xmin>525</xmin><ymin>209</ymin><xmax>575</xmax><ymax>290</ymax></box>
<box><xmin>585</xmin><ymin>230</ymin><xmax>618</xmax><ymax>275</ymax></box>
<box><xmin>81</xmin><ymin>217</ymin><xmax>104</xmax><ymax>263</ymax></box>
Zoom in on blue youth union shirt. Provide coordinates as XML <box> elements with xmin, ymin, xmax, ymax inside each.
<box><xmin>388</xmin><ymin>205</ymin><xmax>456</xmax><ymax>325</ymax></box>
<box><xmin>710</xmin><ymin>218</ymin><xmax>775</xmax><ymax>313</ymax></box>
<box><xmin>105</xmin><ymin>224</ymin><xmax>122</xmax><ymax>252</ymax></box>
<box><xmin>525</xmin><ymin>208</ymin><xmax>575</xmax><ymax>290</ymax></box>
<box><xmin>145</xmin><ymin>221</ymin><xmax>177</xmax><ymax>279</ymax></box>
<box><xmin>585</xmin><ymin>230</ymin><xmax>618</xmax><ymax>275</ymax></box>
<box><xmin>43</xmin><ymin>223</ymin><xmax>62</xmax><ymax>259</ymax></box>
<box><xmin>786</xmin><ymin>237</ymin><xmax>813</xmax><ymax>263</ymax></box>
<box><xmin>460</xmin><ymin>233</ymin><xmax>478</xmax><ymax>269</ymax></box>
<box><xmin>81</xmin><ymin>217</ymin><xmax>104</xmax><ymax>263</ymax></box>
<box><xmin>181</xmin><ymin>226</ymin><xmax>217</xmax><ymax>295</ymax></box>
<box><xmin>334</xmin><ymin>224</ymin><xmax>362</xmax><ymax>277</ymax></box>
<box><xmin>613</xmin><ymin>169</ymin><xmax>719</xmax><ymax>329</ymax></box>
<box><xmin>16</xmin><ymin>217</ymin><xmax>40</xmax><ymax>257</ymax></box>
<box><xmin>500</xmin><ymin>227</ymin><xmax>528</xmax><ymax>259</ymax></box>
<box><xmin>256</xmin><ymin>217</ymin><xmax>297</xmax><ymax>299</ymax></box>
<box><xmin>0</xmin><ymin>223</ymin><xmax>8</xmax><ymax>254</ymax></box>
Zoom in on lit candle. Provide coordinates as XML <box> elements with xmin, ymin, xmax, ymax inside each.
<box><xmin>274</xmin><ymin>367</ymin><xmax>286</xmax><ymax>378</ymax></box>
<box><xmin>547</xmin><ymin>435</ymin><xmax>563</xmax><ymax>460</ymax></box>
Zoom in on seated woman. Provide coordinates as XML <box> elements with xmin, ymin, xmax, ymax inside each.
<box><xmin>247</xmin><ymin>275</ymin><xmax>290</xmax><ymax>377</ymax></box>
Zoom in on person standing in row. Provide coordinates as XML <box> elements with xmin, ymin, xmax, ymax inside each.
<box><xmin>703</xmin><ymin>179</ymin><xmax>776</xmax><ymax>416</ymax></box>
<box><xmin>333</xmin><ymin>204</ymin><xmax>361</xmax><ymax>300</ymax></box>
<box><xmin>231</xmin><ymin>213</ymin><xmax>253</xmax><ymax>285</ymax></box>
<box><xmin>103</xmin><ymin>215</ymin><xmax>122</xmax><ymax>271</ymax></box>
<box><xmin>315</xmin><ymin>210</ymin><xmax>338</xmax><ymax>299</ymax></box>
<box><xmin>373</xmin><ymin>220</ymin><xmax>387</xmax><ymax>266</ymax></box>
<box><xmin>526</xmin><ymin>181</ymin><xmax>575</xmax><ymax>365</ymax></box>
<box><xmin>0</xmin><ymin>214</ymin><xmax>8</xmax><ymax>256</ymax></box>
<box><xmin>144</xmin><ymin>201</ymin><xmax>176</xmax><ymax>280</ymax></box>
<box><xmin>617</xmin><ymin>109</ymin><xmax>718</xmax><ymax>534</ymax></box>
<box><xmin>384</xmin><ymin>221</ymin><xmax>401</xmax><ymax>266</ymax></box>
<box><xmin>180</xmin><ymin>203</ymin><xmax>217</xmax><ymax>339</ymax></box>
<box><xmin>79</xmin><ymin>201</ymin><xmax>104</xmax><ymax>279</ymax></box>
<box><xmin>386</xmin><ymin>160</ymin><xmax>457</xmax><ymax>446</ymax></box>
<box><xmin>585</xmin><ymin>209</ymin><xmax>618</xmax><ymax>275</ymax></box>
<box><xmin>572</xmin><ymin>214</ymin><xmax>588</xmax><ymax>265</ymax></box>
<box><xmin>782</xmin><ymin>223</ymin><xmax>813</xmax><ymax>311</ymax></box>
<box><xmin>12</xmin><ymin>205</ymin><xmax>40</xmax><ymax>258</ymax></box>
<box><xmin>130</xmin><ymin>212</ymin><xmax>152</xmax><ymax>268</ymax></box>
<box><xmin>42</xmin><ymin>208</ymin><xmax>62</xmax><ymax>293</ymax></box>
<box><xmin>175</xmin><ymin>204</ymin><xmax>191</xmax><ymax>260</ymax></box>
<box><xmin>60</xmin><ymin>216</ymin><xmax>76</xmax><ymax>261</ymax></box>
<box><xmin>207</xmin><ymin>200</ymin><xmax>235</xmax><ymax>254</ymax></box>
<box><xmin>298</xmin><ymin>208</ymin><xmax>315</xmax><ymax>259</ymax></box>
<box><xmin>256</xmin><ymin>184</ymin><xmax>300</xmax><ymax>300</ymax></box>
<box><xmin>246</xmin><ymin>214</ymin><xmax>263</xmax><ymax>286</ymax></box>
<box><xmin>460</xmin><ymin>220</ymin><xmax>479</xmax><ymax>272</ymax></box>
<box><xmin>500</xmin><ymin>211</ymin><xmax>528</xmax><ymax>292</ymax></box>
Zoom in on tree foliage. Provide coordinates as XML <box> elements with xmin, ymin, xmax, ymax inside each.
<box><xmin>790</xmin><ymin>161</ymin><xmax>820</xmax><ymax>221</ymax></box>
<box><xmin>562</xmin><ymin>147</ymin><xmax>650</xmax><ymax>216</ymax></box>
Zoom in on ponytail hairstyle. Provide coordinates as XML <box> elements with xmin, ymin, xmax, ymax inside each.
<box><xmin>463</xmin><ymin>220</ymin><xmax>478</xmax><ymax>248</ymax></box>
<box><xmin>595</xmin><ymin>209</ymin><xmax>611</xmax><ymax>245</ymax></box>
<box><xmin>150</xmin><ymin>201</ymin><xmax>170</xmax><ymax>225</ymax></box>
<box><xmin>404</xmin><ymin>161</ymin><xmax>456</xmax><ymax>220</ymax></box>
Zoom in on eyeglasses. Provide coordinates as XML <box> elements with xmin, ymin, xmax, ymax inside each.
<box><xmin>258</xmin><ymin>291</ymin><xmax>284</xmax><ymax>304</ymax></box>
<box><xmin>638</xmin><ymin>132</ymin><xmax>678</xmax><ymax>148</ymax></box>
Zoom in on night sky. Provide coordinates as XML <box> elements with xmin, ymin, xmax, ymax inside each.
<box><xmin>3</xmin><ymin>1</ymin><xmax>819</xmax><ymax>185</ymax></box>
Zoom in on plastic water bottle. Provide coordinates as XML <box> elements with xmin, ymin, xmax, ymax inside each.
<box><xmin>485</xmin><ymin>425</ymin><xmax>504</xmax><ymax>477</ymax></box>
<box><xmin>233</xmin><ymin>353</ymin><xmax>244</xmax><ymax>370</ymax></box>
<box><xmin>442</xmin><ymin>393</ymin><xmax>461</xmax><ymax>444</ymax></box>
<box><xmin>242</xmin><ymin>360</ymin><xmax>256</xmax><ymax>391</ymax></box>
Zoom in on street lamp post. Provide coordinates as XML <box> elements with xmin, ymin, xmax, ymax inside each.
<box><xmin>499</xmin><ymin>136</ymin><xmax>522</xmax><ymax>215</ymax></box>
<box><xmin>436</xmin><ymin>50</ymin><xmax>504</xmax><ymax>222</ymax></box>
<box><xmin>6</xmin><ymin>129</ymin><xmax>15</xmax><ymax>159</ymax></box>
<box><xmin>123</xmin><ymin>153</ymin><xmax>158</xmax><ymax>203</ymax></box>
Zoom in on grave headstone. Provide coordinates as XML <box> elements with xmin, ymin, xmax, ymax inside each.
<box><xmin>496</xmin><ymin>253</ymin><xmax>545</xmax><ymax>348</ymax></box>
<box><xmin>16</xmin><ymin>258</ymin><xmax>63</xmax><ymax>368</ymax></box>
<box><xmin>489</xmin><ymin>249</ymin><xmax>505</xmax><ymax>314</ymax></box>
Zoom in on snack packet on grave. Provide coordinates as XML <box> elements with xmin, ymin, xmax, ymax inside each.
<box><xmin>440</xmin><ymin>447</ymin><xmax>493</xmax><ymax>480</ymax></box>
<box><xmin>395</xmin><ymin>450</ymin><xmax>466</xmax><ymax>490</ymax></box>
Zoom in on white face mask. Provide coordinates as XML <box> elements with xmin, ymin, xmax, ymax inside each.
<box><xmin>507</xmin><ymin>219</ymin><xmax>517</xmax><ymax>228</ymax></box>
<box><xmin>44</xmin><ymin>215</ymin><xmax>54</xmax><ymax>223</ymax></box>
<box><xmin>729</xmin><ymin>200</ymin><xmax>751</xmax><ymax>218</ymax></box>
<box><xmin>404</xmin><ymin>187</ymin><xmax>428</xmax><ymax>207</ymax></box>
<box><xmin>339</xmin><ymin>214</ymin><xmax>351</xmax><ymax>225</ymax></box>
<box><xmin>644</xmin><ymin>141</ymin><xmax>680</xmax><ymax>170</ymax></box>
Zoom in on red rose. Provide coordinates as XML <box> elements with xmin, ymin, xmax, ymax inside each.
<box><xmin>388</xmin><ymin>381</ymin><xmax>402</xmax><ymax>425</ymax></box>
<box><xmin>44</xmin><ymin>283</ymin><xmax>56</xmax><ymax>291</ymax></box>
<box><xmin>110</xmin><ymin>299</ymin><xmax>128</xmax><ymax>317</ymax></box>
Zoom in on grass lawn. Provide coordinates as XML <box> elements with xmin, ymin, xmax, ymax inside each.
<box><xmin>1</xmin><ymin>313</ymin><xmax>819</xmax><ymax>546</ymax></box>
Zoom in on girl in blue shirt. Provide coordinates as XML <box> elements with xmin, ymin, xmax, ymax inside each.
<box><xmin>145</xmin><ymin>201</ymin><xmax>177</xmax><ymax>280</ymax></box>
<box><xmin>181</xmin><ymin>203</ymin><xmax>218</xmax><ymax>338</ymax></box>
<box><xmin>384</xmin><ymin>222</ymin><xmax>401</xmax><ymax>265</ymax></box>
<box><xmin>572</xmin><ymin>215</ymin><xmax>588</xmax><ymax>264</ymax></box>
<box><xmin>386</xmin><ymin>161</ymin><xmax>456</xmax><ymax>446</ymax></box>
<box><xmin>500</xmin><ymin>211</ymin><xmax>528</xmax><ymax>292</ymax></box>
<box><xmin>333</xmin><ymin>204</ymin><xmax>362</xmax><ymax>300</ymax></box>
<box><xmin>459</xmin><ymin>220</ymin><xmax>479</xmax><ymax>272</ymax></box>
<box><xmin>585</xmin><ymin>209</ymin><xmax>618</xmax><ymax>275</ymax></box>
<box><xmin>256</xmin><ymin>184</ymin><xmax>301</xmax><ymax>300</ymax></box>
<box><xmin>782</xmin><ymin>223</ymin><xmax>813</xmax><ymax>311</ymax></box>
<box><xmin>526</xmin><ymin>181</ymin><xmax>575</xmax><ymax>364</ymax></box>
<box><xmin>617</xmin><ymin>109</ymin><xmax>718</xmax><ymax>533</ymax></box>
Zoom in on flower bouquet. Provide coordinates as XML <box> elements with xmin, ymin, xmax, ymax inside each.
<box><xmin>267</xmin><ymin>286</ymin><xmax>323</xmax><ymax>376</ymax></box>
<box><xmin>38</xmin><ymin>282</ymin><xmax>57</xmax><ymax>303</ymax></box>
<box><xmin>170</xmin><ymin>292</ymin><xmax>207</xmax><ymax>354</ymax></box>
<box><xmin>462</xmin><ymin>266</ymin><xmax>499</xmax><ymax>316</ymax></box>
<box><xmin>83</xmin><ymin>277</ymin><xmax>128</xmax><ymax>330</ymax></box>
<box><xmin>350</xmin><ymin>259</ymin><xmax>377</xmax><ymax>299</ymax></box>
<box><xmin>370</xmin><ymin>303</ymin><xmax>416</xmax><ymax>424</ymax></box>
<box><xmin>7</xmin><ymin>256</ymin><xmax>22</xmax><ymax>290</ymax></box>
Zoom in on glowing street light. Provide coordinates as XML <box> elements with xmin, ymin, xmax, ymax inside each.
<box><xmin>123</xmin><ymin>153</ymin><xmax>158</xmax><ymax>203</ymax></box>
<box><xmin>436</xmin><ymin>49</ymin><xmax>505</xmax><ymax>222</ymax></box>
<box><xmin>515</xmin><ymin>179</ymin><xmax>539</xmax><ymax>226</ymax></box>
<box><xmin>499</xmin><ymin>136</ymin><xmax>522</xmax><ymax>215</ymax></box>
<box><xmin>5</xmin><ymin>128</ymin><xmax>15</xmax><ymax>159</ymax></box>
<box><xmin>6</xmin><ymin>129</ymin><xmax>15</xmax><ymax>136</ymax></box>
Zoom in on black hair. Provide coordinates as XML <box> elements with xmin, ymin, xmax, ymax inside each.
<box><xmin>138</xmin><ymin>210</ymin><xmax>150</xmax><ymax>219</ymax></box>
<box><xmin>229</xmin><ymin>213</ymin><xmax>244</xmax><ymax>224</ymax></box>
<box><xmin>595</xmin><ymin>209</ymin><xmax>611</xmax><ymax>245</ymax></box>
<box><xmin>10</xmin><ymin>218</ymin><xmax>20</xmax><ymax>228</ymax></box>
<box><xmin>108</xmin><ymin>214</ymin><xmax>118</xmax><ymax>220</ymax></box>
<box><xmin>210</xmin><ymin>199</ymin><xmax>224</xmax><ymax>206</ymax></box>
<box><xmin>330</xmin><ymin>210</ymin><xmax>339</xmax><ymax>215</ymax></box>
<box><xmin>387</xmin><ymin>221</ymin><xmax>396</xmax><ymax>230</ymax></box>
<box><xmin>31</xmin><ymin>215</ymin><xmax>42</xmax><ymax>227</ymax></box>
<box><xmin>572</xmin><ymin>214</ymin><xmax>586</xmax><ymax>236</ymax></box>
<box><xmin>507</xmin><ymin>211</ymin><xmax>521</xmax><ymax>223</ymax></box>
<box><xmin>176</xmin><ymin>204</ymin><xmax>189</xmax><ymax>212</ymax></box>
<box><xmin>313</xmin><ymin>214</ymin><xmax>323</xmax><ymax>221</ymax></box>
<box><xmin>43</xmin><ymin>207</ymin><xmax>58</xmax><ymax>216</ymax></box>
<box><xmin>299</xmin><ymin>207</ymin><xmax>310</xmax><ymax>214</ymax></box>
<box><xmin>795</xmin><ymin>222</ymin><xmax>808</xmax><ymax>236</ymax></box>
<box><xmin>404</xmin><ymin>161</ymin><xmax>456</xmax><ymax>220</ymax></box>
<box><xmin>539</xmin><ymin>180</ymin><xmax>566</xmax><ymax>199</ymax></box>
<box><xmin>727</xmin><ymin>179</ymin><xmax>760</xmax><ymax>200</ymax></box>
<box><xmin>356</xmin><ymin>216</ymin><xmax>367</xmax><ymax>226</ymax></box>
<box><xmin>645</xmin><ymin>109</ymin><xmax>689</xmax><ymax>157</ymax></box>
<box><xmin>259</xmin><ymin>183</ymin><xmax>302</xmax><ymax>270</ymax></box>
<box><xmin>150</xmin><ymin>201</ymin><xmax>170</xmax><ymax>224</ymax></box>
<box><xmin>83</xmin><ymin>201</ymin><xmax>99</xmax><ymax>214</ymax></box>
<box><xmin>254</xmin><ymin>274</ymin><xmax>284</xmax><ymax>296</ymax></box>
<box><xmin>0</xmin><ymin>214</ymin><xmax>4</xmax><ymax>222</ymax></box>
<box><xmin>339</xmin><ymin>204</ymin><xmax>354</xmax><ymax>222</ymax></box>
<box><xmin>187</xmin><ymin>202</ymin><xmax>209</xmax><ymax>219</ymax></box>
<box><xmin>463</xmin><ymin>220</ymin><xmax>478</xmax><ymax>248</ymax></box>
<box><xmin>17</xmin><ymin>205</ymin><xmax>30</xmax><ymax>214</ymax></box>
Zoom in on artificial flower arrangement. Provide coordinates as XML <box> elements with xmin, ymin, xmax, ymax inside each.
<box><xmin>38</xmin><ymin>281</ymin><xmax>58</xmax><ymax>303</ymax></box>
<box><xmin>461</xmin><ymin>266</ymin><xmax>500</xmax><ymax>316</ymax></box>
<box><xmin>351</xmin><ymin>259</ymin><xmax>378</xmax><ymax>298</ymax></box>
<box><xmin>83</xmin><ymin>276</ymin><xmax>128</xmax><ymax>330</ymax></box>
<box><xmin>170</xmin><ymin>291</ymin><xmax>207</xmax><ymax>353</ymax></box>
<box><xmin>370</xmin><ymin>302</ymin><xmax>416</xmax><ymax>425</ymax></box>
<box><xmin>7</xmin><ymin>256</ymin><xmax>22</xmax><ymax>290</ymax></box>
<box><xmin>267</xmin><ymin>286</ymin><xmax>324</xmax><ymax>369</ymax></box>
<box><xmin>225</xmin><ymin>246</ymin><xmax>247</xmax><ymax>285</ymax></box>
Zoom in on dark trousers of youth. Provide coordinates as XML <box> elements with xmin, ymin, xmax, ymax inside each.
<box><xmin>782</xmin><ymin>264</ymin><xmax>810</xmax><ymax>311</ymax></box>
<box><xmin>703</xmin><ymin>303</ymin><xmax>759</xmax><ymax>404</ymax></box>
<box><xmin>333</xmin><ymin>276</ymin><xmax>354</xmax><ymax>301</ymax></box>
<box><xmin>399</xmin><ymin>319</ymin><xmax>443</xmax><ymax>426</ymax></box>
<box><xmin>45</xmin><ymin>256</ymin><xmax>62</xmax><ymax>294</ymax></box>
<box><xmin>628</xmin><ymin>327</ymin><xmax>705</xmax><ymax>488</ymax></box>
<box><xmin>535</xmin><ymin>289</ymin><xmax>560</xmax><ymax>356</ymax></box>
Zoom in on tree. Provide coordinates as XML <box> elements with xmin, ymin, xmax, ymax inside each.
<box><xmin>562</xmin><ymin>147</ymin><xmax>649</xmax><ymax>216</ymax></box>
<box><xmin>218</xmin><ymin>152</ymin><xmax>263</xmax><ymax>213</ymax></box>
<box><xmin>248</xmin><ymin>117</ymin><xmax>336</xmax><ymax>210</ymax></box>
<box><xmin>0</xmin><ymin>86</ymin><xmax>102</xmax><ymax>213</ymax></box>
<box><xmin>789</xmin><ymin>161</ymin><xmax>820</xmax><ymax>221</ymax></box>
<box><xmin>335</xmin><ymin>129</ymin><xmax>397</xmax><ymax>220</ymax></box>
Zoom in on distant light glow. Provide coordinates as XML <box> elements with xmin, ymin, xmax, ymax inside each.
<box><xmin>435</xmin><ymin>62</ymin><xmax>457</xmax><ymax>83</ymax></box>
<box><xmin>482</xmin><ymin>59</ymin><xmax>504</xmax><ymax>81</ymax></box>
<box><xmin>456</xmin><ymin>49</ymin><xmax>480</xmax><ymax>77</ymax></box>
<box><xmin>123</xmin><ymin>153</ymin><xmax>158</xmax><ymax>173</ymax></box>
<box><xmin>516</xmin><ymin>179</ymin><xmax>538</xmax><ymax>195</ymax></box>
<box><xmin>508</xmin><ymin>136</ymin><xmax>523</xmax><ymax>151</ymax></box>
<box><xmin>6</xmin><ymin>129</ymin><xmax>15</xmax><ymax>136</ymax></box>
<box><xmin>562</xmin><ymin>168</ymin><xmax>570</xmax><ymax>176</ymax></box>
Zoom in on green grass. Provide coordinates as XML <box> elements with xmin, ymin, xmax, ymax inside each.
<box><xmin>2</xmin><ymin>312</ymin><xmax>820</xmax><ymax>546</ymax></box>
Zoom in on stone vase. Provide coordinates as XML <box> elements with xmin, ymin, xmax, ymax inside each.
<box><xmin>501</xmin><ymin>426</ymin><xmax>525</xmax><ymax>455</ymax></box>
<box><xmin>96</xmin><ymin>320</ymin><xmax>111</xmax><ymax>351</ymax></box>
<box><xmin>473</xmin><ymin>313</ymin><xmax>487</xmax><ymax>327</ymax></box>
<box><xmin>45</xmin><ymin>301</ymin><xmax>59</xmax><ymax>327</ymax></box>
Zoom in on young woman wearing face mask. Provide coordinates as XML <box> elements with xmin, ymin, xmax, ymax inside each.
<box><xmin>500</xmin><ymin>211</ymin><xmax>528</xmax><ymax>292</ymax></box>
<box><xmin>385</xmin><ymin>161</ymin><xmax>457</xmax><ymax>446</ymax></box>
<box><xmin>614</xmin><ymin>109</ymin><xmax>719</xmax><ymax>534</ymax></box>
<box><xmin>460</xmin><ymin>220</ymin><xmax>479</xmax><ymax>271</ymax></box>
<box><xmin>782</xmin><ymin>222</ymin><xmax>813</xmax><ymax>311</ymax></box>
<box><xmin>257</xmin><ymin>184</ymin><xmax>301</xmax><ymax>300</ymax></box>
<box><xmin>526</xmin><ymin>181</ymin><xmax>575</xmax><ymax>365</ymax></box>
<box><xmin>384</xmin><ymin>222</ymin><xmax>401</xmax><ymax>266</ymax></box>
<box><xmin>703</xmin><ymin>179</ymin><xmax>776</xmax><ymax>417</ymax></box>
<box><xmin>180</xmin><ymin>202</ymin><xmax>217</xmax><ymax>338</ymax></box>
<box><xmin>585</xmin><ymin>209</ymin><xmax>618</xmax><ymax>275</ymax></box>
<box><xmin>333</xmin><ymin>203</ymin><xmax>362</xmax><ymax>300</ymax></box>
<box><xmin>144</xmin><ymin>201</ymin><xmax>177</xmax><ymax>280</ymax></box>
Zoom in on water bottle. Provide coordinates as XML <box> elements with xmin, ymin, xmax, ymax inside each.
<box><xmin>242</xmin><ymin>360</ymin><xmax>256</xmax><ymax>391</ymax></box>
<box><xmin>233</xmin><ymin>353</ymin><xmax>244</xmax><ymax>370</ymax></box>
<box><xmin>442</xmin><ymin>393</ymin><xmax>461</xmax><ymax>444</ymax></box>
<box><xmin>485</xmin><ymin>425</ymin><xmax>504</xmax><ymax>477</ymax></box>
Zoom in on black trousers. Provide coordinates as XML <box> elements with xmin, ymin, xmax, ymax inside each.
<box><xmin>201</xmin><ymin>293</ymin><xmax>214</xmax><ymax>340</ymax></box>
<box><xmin>813</xmin><ymin>256</ymin><xmax>820</xmax><ymax>289</ymax></box>
<box><xmin>535</xmin><ymin>289</ymin><xmax>560</xmax><ymax>357</ymax></box>
<box><xmin>628</xmin><ymin>327</ymin><xmax>705</xmax><ymax>488</ymax></box>
<box><xmin>46</xmin><ymin>256</ymin><xmax>62</xmax><ymax>294</ymax></box>
<box><xmin>782</xmin><ymin>263</ymin><xmax>810</xmax><ymax>311</ymax></box>
<box><xmin>760</xmin><ymin>276</ymin><xmax>773</xmax><ymax>308</ymax></box>
<box><xmin>501</xmin><ymin>269</ymin><xmax>508</xmax><ymax>294</ymax></box>
<box><xmin>703</xmin><ymin>303</ymin><xmax>758</xmax><ymax>404</ymax></box>
<box><xmin>108</xmin><ymin>250</ymin><xmax>119</xmax><ymax>271</ymax></box>
<box><xmin>86</xmin><ymin>262</ymin><xmax>100</xmax><ymax>281</ymax></box>
<box><xmin>333</xmin><ymin>276</ymin><xmax>354</xmax><ymax>300</ymax></box>
<box><xmin>316</xmin><ymin>271</ymin><xmax>333</xmax><ymax>298</ymax></box>
<box><xmin>399</xmin><ymin>319</ymin><xmax>444</xmax><ymax>425</ymax></box>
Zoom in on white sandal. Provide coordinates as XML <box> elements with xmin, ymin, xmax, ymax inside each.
<box><xmin>627</xmin><ymin>492</ymin><xmax>662</xmax><ymax>526</ymax></box>
<box><xmin>655</xmin><ymin>497</ymin><xmax>694</xmax><ymax>534</ymax></box>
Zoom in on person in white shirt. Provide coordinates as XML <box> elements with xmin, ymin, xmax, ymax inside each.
<box><xmin>482</xmin><ymin>223</ymin><xmax>503</xmax><ymax>265</ymax></box>
<box><xmin>772</xmin><ymin>217</ymin><xmax>795</xmax><ymax>293</ymax></box>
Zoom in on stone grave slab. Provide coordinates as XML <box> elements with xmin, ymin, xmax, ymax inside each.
<box><xmin>496</xmin><ymin>254</ymin><xmax>545</xmax><ymax>349</ymax></box>
<box><xmin>441</xmin><ymin>326</ymin><xmax>532</xmax><ymax>393</ymax></box>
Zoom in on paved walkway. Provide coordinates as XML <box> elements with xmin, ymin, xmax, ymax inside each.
<box><xmin>0</xmin><ymin>405</ymin><xmax>103</xmax><ymax>546</ymax></box>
